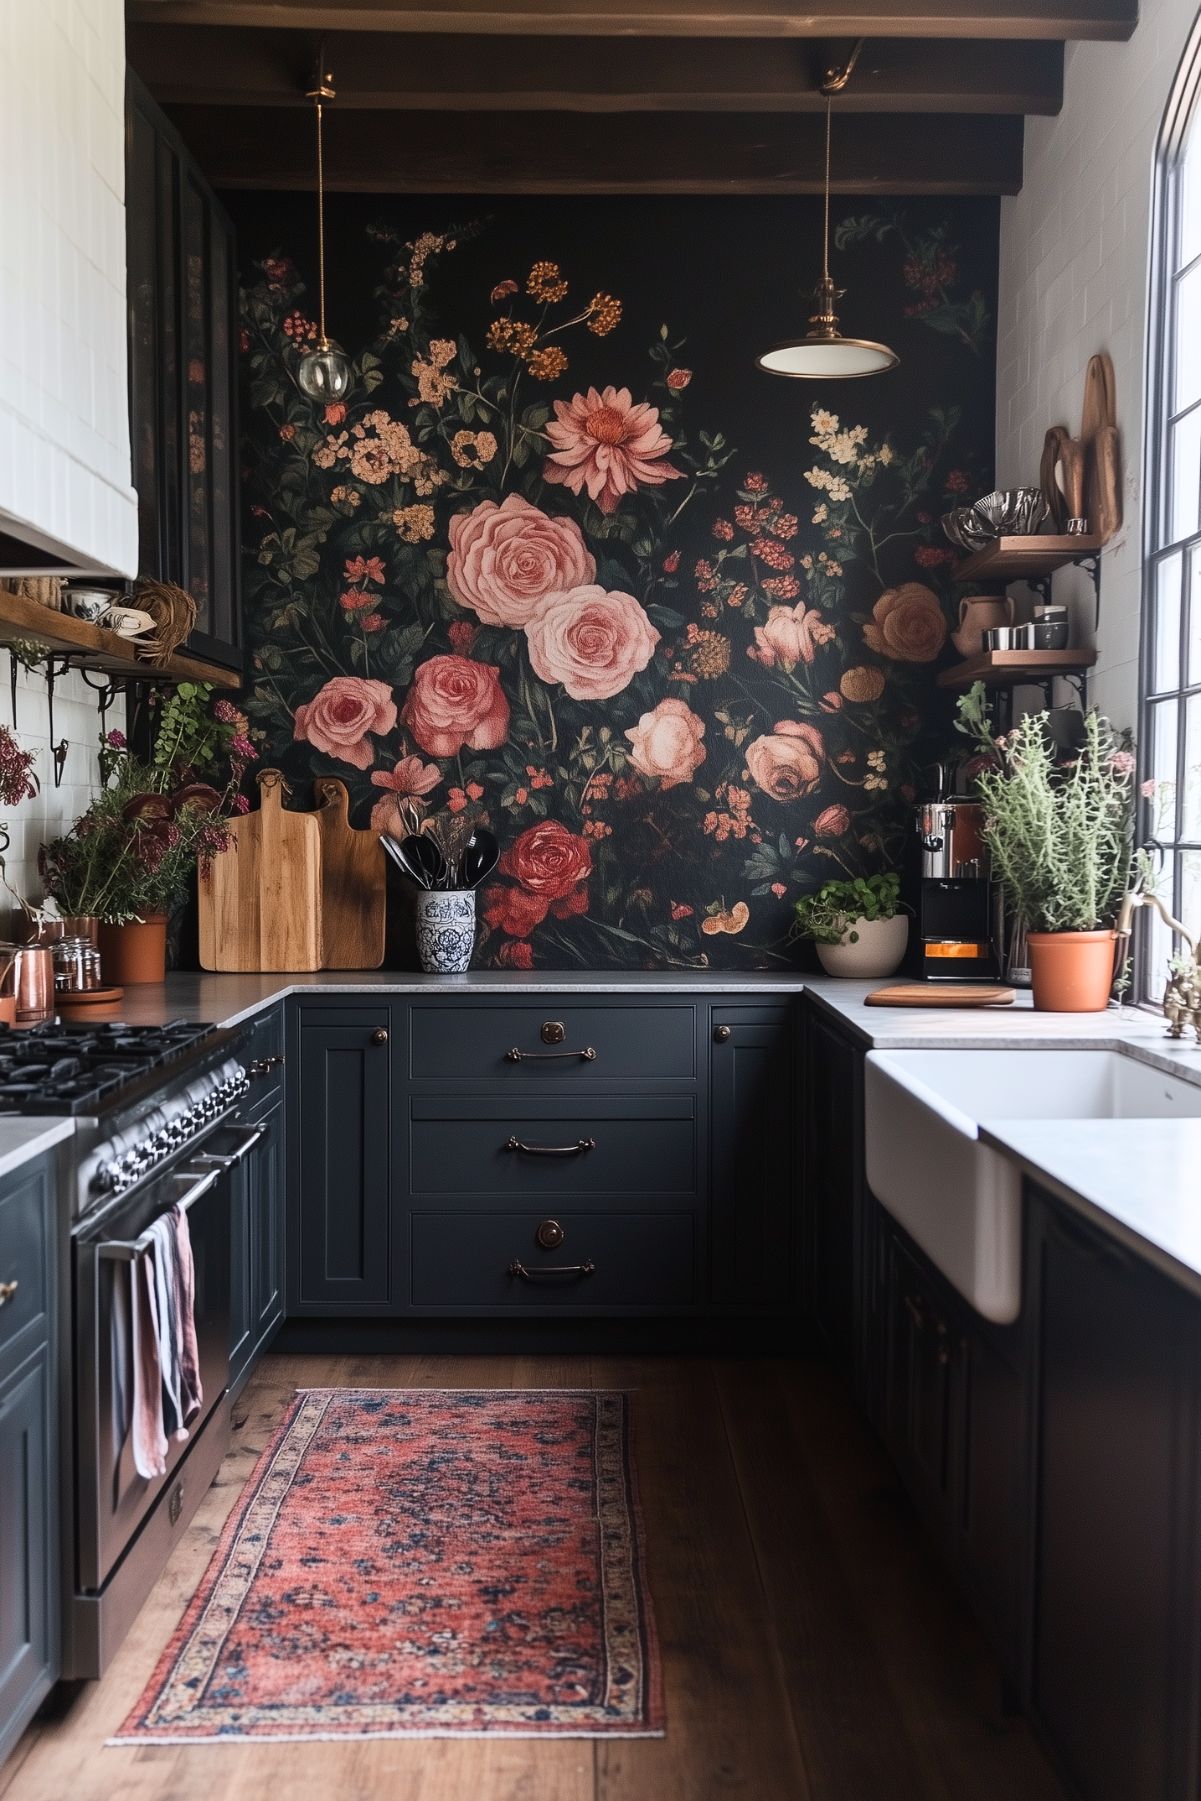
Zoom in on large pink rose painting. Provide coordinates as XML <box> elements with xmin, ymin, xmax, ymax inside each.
<box><xmin>239</xmin><ymin>197</ymin><xmax>996</xmax><ymax>966</ymax></box>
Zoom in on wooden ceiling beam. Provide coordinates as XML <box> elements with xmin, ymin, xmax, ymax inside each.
<box><xmin>128</xmin><ymin>27</ymin><xmax>1064</xmax><ymax>115</ymax></box>
<box><xmin>125</xmin><ymin>1</ymin><xmax>1138</xmax><ymax>44</ymax></box>
<box><xmin>162</xmin><ymin>103</ymin><xmax>1025</xmax><ymax>192</ymax></box>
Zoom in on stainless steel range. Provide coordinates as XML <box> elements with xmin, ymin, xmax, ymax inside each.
<box><xmin>16</xmin><ymin>1018</ymin><xmax>259</xmax><ymax>1679</ymax></box>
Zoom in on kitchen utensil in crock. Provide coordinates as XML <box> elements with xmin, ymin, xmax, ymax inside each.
<box><xmin>458</xmin><ymin>827</ymin><xmax>499</xmax><ymax>891</ymax></box>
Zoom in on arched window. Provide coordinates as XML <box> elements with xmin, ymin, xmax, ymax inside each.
<box><xmin>1142</xmin><ymin>10</ymin><xmax>1201</xmax><ymax>995</ymax></box>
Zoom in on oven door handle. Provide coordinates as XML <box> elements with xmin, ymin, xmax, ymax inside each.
<box><xmin>190</xmin><ymin>1122</ymin><xmax>268</xmax><ymax>1172</ymax></box>
<box><xmin>96</xmin><ymin>1167</ymin><xmax>222</xmax><ymax>1263</ymax></box>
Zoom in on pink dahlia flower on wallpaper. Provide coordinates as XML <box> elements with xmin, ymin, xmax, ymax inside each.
<box><xmin>542</xmin><ymin>386</ymin><xmax>682</xmax><ymax>515</ymax></box>
<box><xmin>524</xmin><ymin>584</ymin><xmax>660</xmax><ymax>702</ymax></box>
<box><xmin>744</xmin><ymin>722</ymin><xmax>825</xmax><ymax>803</ymax></box>
<box><xmin>447</xmin><ymin>493</ymin><xmax>596</xmax><ymax>628</ymax></box>
<box><xmin>625</xmin><ymin>697</ymin><xmax>706</xmax><ymax>789</ymax></box>
<box><xmin>400</xmin><ymin>654</ymin><xmax>510</xmax><ymax>759</ymax></box>
<box><xmin>292</xmin><ymin>676</ymin><xmax>397</xmax><ymax>771</ymax></box>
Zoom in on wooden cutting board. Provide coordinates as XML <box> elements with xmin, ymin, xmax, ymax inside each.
<box><xmin>1081</xmin><ymin>351</ymin><xmax>1122</xmax><ymax>545</ymax></box>
<box><xmin>866</xmin><ymin>984</ymin><xmax>1017</xmax><ymax>1008</ymax></box>
<box><xmin>315</xmin><ymin>777</ymin><xmax>386</xmax><ymax>970</ymax></box>
<box><xmin>198</xmin><ymin>769</ymin><xmax>323</xmax><ymax>972</ymax></box>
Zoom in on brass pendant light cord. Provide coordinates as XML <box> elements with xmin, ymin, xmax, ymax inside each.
<box><xmin>314</xmin><ymin>95</ymin><xmax>326</xmax><ymax>343</ymax></box>
<box><xmin>822</xmin><ymin>94</ymin><xmax>832</xmax><ymax>286</ymax></box>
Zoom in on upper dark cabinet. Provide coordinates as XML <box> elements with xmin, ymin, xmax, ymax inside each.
<box><xmin>126</xmin><ymin>74</ymin><xmax>241</xmax><ymax>668</ymax></box>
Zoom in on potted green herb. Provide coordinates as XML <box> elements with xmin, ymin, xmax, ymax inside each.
<box><xmin>793</xmin><ymin>872</ymin><xmax>909</xmax><ymax>978</ymax></box>
<box><xmin>956</xmin><ymin>684</ymin><xmax>1134</xmax><ymax>1011</ymax></box>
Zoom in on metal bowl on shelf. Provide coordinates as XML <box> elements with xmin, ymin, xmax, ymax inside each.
<box><xmin>942</xmin><ymin>487</ymin><xmax>1049</xmax><ymax>551</ymax></box>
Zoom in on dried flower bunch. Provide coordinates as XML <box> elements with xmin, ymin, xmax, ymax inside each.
<box><xmin>956</xmin><ymin>683</ymin><xmax>1134</xmax><ymax>934</ymax></box>
<box><xmin>39</xmin><ymin>684</ymin><xmax>256</xmax><ymax>924</ymax></box>
<box><xmin>0</xmin><ymin>726</ymin><xmax>37</xmax><ymax>813</ymax></box>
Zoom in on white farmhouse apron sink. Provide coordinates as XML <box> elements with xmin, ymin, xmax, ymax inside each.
<box><xmin>864</xmin><ymin>1049</ymin><xmax>1201</xmax><ymax>1324</ymax></box>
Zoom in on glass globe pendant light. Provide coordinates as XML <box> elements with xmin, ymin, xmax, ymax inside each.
<box><xmin>757</xmin><ymin>49</ymin><xmax>898</xmax><ymax>382</ymax></box>
<box><xmin>297</xmin><ymin>58</ymin><xmax>352</xmax><ymax>403</ymax></box>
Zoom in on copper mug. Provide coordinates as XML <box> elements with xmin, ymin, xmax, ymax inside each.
<box><xmin>12</xmin><ymin>944</ymin><xmax>54</xmax><ymax>1025</ymax></box>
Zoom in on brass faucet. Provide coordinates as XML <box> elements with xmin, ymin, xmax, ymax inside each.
<box><xmin>1115</xmin><ymin>889</ymin><xmax>1201</xmax><ymax>1041</ymax></box>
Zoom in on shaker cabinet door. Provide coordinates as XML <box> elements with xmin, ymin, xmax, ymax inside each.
<box><xmin>292</xmin><ymin>1011</ymin><xmax>393</xmax><ymax>1311</ymax></box>
<box><xmin>708</xmin><ymin>1006</ymin><xmax>796</xmax><ymax>1310</ymax></box>
<box><xmin>1030</xmin><ymin>1197</ymin><xmax>1201</xmax><ymax>1801</ymax></box>
<box><xmin>0</xmin><ymin>1349</ymin><xmax>55</xmax><ymax>1765</ymax></box>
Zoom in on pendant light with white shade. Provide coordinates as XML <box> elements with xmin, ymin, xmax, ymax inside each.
<box><xmin>297</xmin><ymin>55</ymin><xmax>352</xmax><ymax>403</ymax></box>
<box><xmin>756</xmin><ymin>45</ymin><xmax>899</xmax><ymax>382</ymax></box>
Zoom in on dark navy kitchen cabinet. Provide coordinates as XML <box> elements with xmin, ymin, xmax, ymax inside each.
<box><xmin>229</xmin><ymin>1084</ymin><xmax>285</xmax><ymax>1397</ymax></box>
<box><xmin>709</xmin><ymin>1006</ymin><xmax>797</xmax><ymax>1311</ymax></box>
<box><xmin>289</xmin><ymin>1005</ymin><xmax>394</xmax><ymax>1313</ymax></box>
<box><xmin>802</xmin><ymin>1007</ymin><xmax>863</xmax><ymax>1368</ymax></box>
<box><xmin>0</xmin><ymin>1155</ymin><xmax>58</xmax><ymax>1767</ymax></box>
<box><xmin>1027</xmin><ymin>1189</ymin><xmax>1201</xmax><ymax>1801</ymax></box>
<box><xmin>287</xmin><ymin>990</ymin><xmax>808</xmax><ymax>1321</ymax></box>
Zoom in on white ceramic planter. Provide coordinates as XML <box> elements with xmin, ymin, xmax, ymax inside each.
<box><xmin>415</xmin><ymin>889</ymin><xmax>476</xmax><ymax>974</ymax></box>
<box><xmin>815</xmin><ymin>913</ymin><xmax>908</xmax><ymax>979</ymax></box>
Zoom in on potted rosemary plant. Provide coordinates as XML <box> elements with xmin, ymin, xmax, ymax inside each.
<box><xmin>956</xmin><ymin>685</ymin><xmax>1134</xmax><ymax>1011</ymax></box>
<box><xmin>792</xmin><ymin>872</ymin><xmax>909</xmax><ymax>978</ymax></box>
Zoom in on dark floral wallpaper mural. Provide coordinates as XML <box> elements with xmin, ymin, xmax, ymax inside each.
<box><xmin>231</xmin><ymin>195</ymin><xmax>997</xmax><ymax>968</ymax></box>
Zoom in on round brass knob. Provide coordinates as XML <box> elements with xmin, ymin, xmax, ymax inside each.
<box><xmin>535</xmin><ymin>1219</ymin><xmax>565</xmax><ymax>1250</ymax></box>
<box><xmin>370</xmin><ymin>1028</ymin><xmax>389</xmax><ymax>1046</ymax></box>
<box><xmin>714</xmin><ymin>1025</ymin><xmax>732</xmax><ymax>1043</ymax></box>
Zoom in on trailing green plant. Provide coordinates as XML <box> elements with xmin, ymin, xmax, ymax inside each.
<box><xmin>792</xmin><ymin>871</ymin><xmax>903</xmax><ymax>946</ymax></box>
<box><xmin>955</xmin><ymin>683</ymin><xmax>1134</xmax><ymax>933</ymax></box>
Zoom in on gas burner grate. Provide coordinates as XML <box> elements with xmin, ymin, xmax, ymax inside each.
<box><xmin>0</xmin><ymin>1019</ymin><xmax>216</xmax><ymax>1114</ymax></box>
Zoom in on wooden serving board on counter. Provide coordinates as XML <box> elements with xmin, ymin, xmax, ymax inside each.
<box><xmin>315</xmin><ymin>777</ymin><xmax>385</xmax><ymax>970</ymax></box>
<box><xmin>198</xmin><ymin>769</ymin><xmax>323</xmax><ymax>972</ymax></box>
<box><xmin>866</xmin><ymin>984</ymin><xmax>1017</xmax><ymax>1008</ymax></box>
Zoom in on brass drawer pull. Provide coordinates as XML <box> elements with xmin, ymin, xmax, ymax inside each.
<box><xmin>0</xmin><ymin>1280</ymin><xmax>17</xmax><ymax>1306</ymax></box>
<box><xmin>508</xmin><ymin>1258</ymin><xmax>596</xmax><ymax>1281</ymax></box>
<box><xmin>505</xmin><ymin>1135</ymin><xmax>595</xmax><ymax>1156</ymax></box>
<box><xmin>504</xmin><ymin>1045</ymin><xmax>597</xmax><ymax>1063</ymax></box>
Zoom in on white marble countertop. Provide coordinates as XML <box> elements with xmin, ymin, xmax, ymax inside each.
<box><xmin>0</xmin><ymin>1116</ymin><xmax>75</xmax><ymax>1181</ymax></box>
<box><xmin>981</xmin><ymin>1118</ymin><xmax>1201</xmax><ymax>1298</ymax></box>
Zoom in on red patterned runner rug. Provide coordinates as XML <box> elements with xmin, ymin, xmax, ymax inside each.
<box><xmin>111</xmin><ymin>1388</ymin><xmax>663</xmax><ymax>1743</ymax></box>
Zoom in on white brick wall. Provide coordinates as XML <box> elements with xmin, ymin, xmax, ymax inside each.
<box><xmin>0</xmin><ymin>0</ymin><xmax>138</xmax><ymax>577</ymax></box>
<box><xmin>0</xmin><ymin>665</ymin><xmax>123</xmax><ymax>924</ymax></box>
<box><xmin>996</xmin><ymin>0</ymin><xmax>1199</xmax><ymax>731</ymax></box>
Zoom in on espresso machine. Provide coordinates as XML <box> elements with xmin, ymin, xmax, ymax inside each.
<box><xmin>911</xmin><ymin>767</ymin><xmax>1001</xmax><ymax>983</ymax></box>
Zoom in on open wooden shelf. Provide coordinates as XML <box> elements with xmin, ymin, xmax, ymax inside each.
<box><xmin>954</xmin><ymin>533</ymin><xmax>1103</xmax><ymax>584</ymax></box>
<box><xmin>0</xmin><ymin>589</ymin><xmax>241</xmax><ymax>690</ymax></box>
<box><xmin>937</xmin><ymin>648</ymin><xmax>1098</xmax><ymax>691</ymax></box>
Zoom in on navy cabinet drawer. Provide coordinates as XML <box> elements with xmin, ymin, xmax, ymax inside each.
<box><xmin>0</xmin><ymin>1165</ymin><xmax>51</xmax><ymax>1374</ymax></box>
<box><xmin>410</xmin><ymin>1211</ymin><xmax>695</xmax><ymax>1309</ymax></box>
<box><xmin>244</xmin><ymin>1003</ymin><xmax>285</xmax><ymax>1095</ymax></box>
<box><xmin>408</xmin><ymin>1002</ymin><xmax>696</xmax><ymax>1081</ymax></box>
<box><xmin>410</xmin><ymin>1094</ymin><xmax>695</xmax><ymax>1197</ymax></box>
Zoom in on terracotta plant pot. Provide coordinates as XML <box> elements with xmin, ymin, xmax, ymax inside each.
<box><xmin>815</xmin><ymin>913</ymin><xmax>909</xmax><ymax>980</ymax></box>
<box><xmin>98</xmin><ymin>916</ymin><xmax>168</xmax><ymax>986</ymax></box>
<box><xmin>1027</xmin><ymin>929</ymin><xmax>1118</xmax><ymax>1012</ymax></box>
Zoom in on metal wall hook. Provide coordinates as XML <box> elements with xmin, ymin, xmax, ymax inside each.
<box><xmin>43</xmin><ymin>658</ymin><xmax>73</xmax><ymax>789</ymax></box>
<box><xmin>51</xmin><ymin>740</ymin><xmax>69</xmax><ymax>788</ymax></box>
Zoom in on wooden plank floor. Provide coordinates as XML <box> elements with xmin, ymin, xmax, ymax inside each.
<box><xmin>0</xmin><ymin>1354</ymin><xmax>1066</xmax><ymax>1801</ymax></box>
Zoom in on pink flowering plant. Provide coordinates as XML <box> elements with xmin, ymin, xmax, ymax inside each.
<box><xmin>240</xmin><ymin>211</ymin><xmax>992</xmax><ymax>966</ymax></box>
<box><xmin>39</xmin><ymin>685</ymin><xmax>256</xmax><ymax>924</ymax></box>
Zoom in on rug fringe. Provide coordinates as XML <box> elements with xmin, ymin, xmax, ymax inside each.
<box><xmin>106</xmin><ymin>1727</ymin><xmax>666</xmax><ymax>1746</ymax></box>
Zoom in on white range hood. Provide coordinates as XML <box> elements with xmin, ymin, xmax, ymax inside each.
<box><xmin>0</xmin><ymin>0</ymin><xmax>138</xmax><ymax>580</ymax></box>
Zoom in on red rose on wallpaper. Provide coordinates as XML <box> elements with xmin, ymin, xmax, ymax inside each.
<box><xmin>400</xmin><ymin>655</ymin><xmax>510</xmax><ymax>759</ymax></box>
<box><xmin>447</xmin><ymin>493</ymin><xmax>596</xmax><ymax>628</ymax></box>
<box><xmin>484</xmin><ymin>820</ymin><xmax>593</xmax><ymax>938</ymax></box>
<box><xmin>665</xmin><ymin>368</ymin><xmax>692</xmax><ymax>392</ymax></box>
<box><xmin>525</xmin><ymin>585</ymin><xmax>660</xmax><ymax>701</ymax></box>
<box><xmin>292</xmin><ymin>677</ymin><xmax>397</xmax><ymax>771</ymax></box>
<box><xmin>744</xmin><ymin>722</ymin><xmax>825</xmax><ymax>802</ymax></box>
<box><xmin>625</xmin><ymin>697</ymin><xmax>706</xmax><ymax>789</ymax></box>
<box><xmin>542</xmin><ymin>385</ymin><xmax>682</xmax><ymax>514</ymax></box>
<box><xmin>862</xmin><ymin>583</ymin><xmax>948</xmax><ymax>663</ymax></box>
